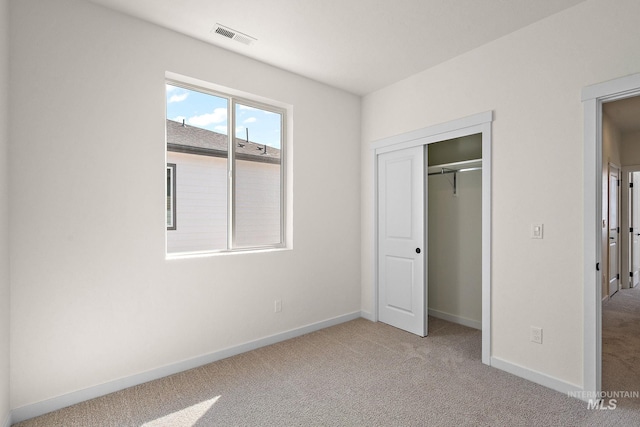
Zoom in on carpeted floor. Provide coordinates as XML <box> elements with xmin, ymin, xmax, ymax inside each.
<box><xmin>13</xmin><ymin>309</ymin><xmax>640</xmax><ymax>426</ymax></box>
<box><xmin>602</xmin><ymin>286</ymin><xmax>640</xmax><ymax>402</ymax></box>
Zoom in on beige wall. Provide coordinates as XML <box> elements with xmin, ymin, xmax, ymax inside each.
<box><xmin>602</xmin><ymin>112</ymin><xmax>622</xmax><ymax>166</ymax></box>
<box><xmin>428</xmin><ymin>169</ymin><xmax>482</xmax><ymax>326</ymax></box>
<box><xmin>0</xmin><ymin>0</ymin><xmax>9</xmax><ymax>423</ymax></box>
<box><xmin>621</xmin><ymin>130</ymin><xmax>640</xmax><ymax>165</ymax></box>
<box><xmin>10</xmin><ymin>0</ymin><xmax>361</xmax><ymax>409</ymax></box>
<box><xmin>361</xmin><ymin>0</ymin><xmax>640</xmax><ymax>387</ymax></box>
<box><xmin>601</xmin><ymin>112</ymin><xmax>622</xmax><ymax>300</ymax></box>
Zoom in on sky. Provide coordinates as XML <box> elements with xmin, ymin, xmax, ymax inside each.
<box><xmin>166</xmin><ymin>84</ymin><xmax>282</xmax><ymax>148</ymax></box>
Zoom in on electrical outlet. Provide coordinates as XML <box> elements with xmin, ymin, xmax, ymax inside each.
<box><xmin>274</xmin><ymin>299</ymin><xmax>282</xmax><ymax>313</ymax></box>
<box><xmin>531</xmin><ymin>327</ymin><xmax>543</xmax><ymax>344</ymax></box>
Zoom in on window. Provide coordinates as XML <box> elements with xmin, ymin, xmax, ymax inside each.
<box><xmin>166</xmin><ymin>163</ymin><xmax>176</xmax><ymax>230</ymax></box>
<box><xmin>165</xmin><ymin>79</ymin><xmax>286</xmax><ymax>254</ymax></box>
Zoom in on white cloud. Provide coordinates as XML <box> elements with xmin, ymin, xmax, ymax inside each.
<box><xmin>214</xmin><ymin>125</ymin><xmax>228</xmax><ymax>134</ymax></box>
<box><xmin>238</xmin><ymin>105</ymin><xmax>258</xmax><ymax>111</ymax></box>
<box><xmin>188</xmin><ymin>108</ymin><xmax>228</xmax><ymax>126</ymax></box>
<box><xmin>243</xmin><ymin>117</ymin><xmax>257</xmax><ymax>124</ymax></box>
<box><xmin>166</xmin><ymin>84</ymin><xmax>178</xmax><ymax>93</ymax></box>
<box><xmin>168</xmin><ymin>93</ymin><xmax>188</xmax><ymax>103</ymax></box>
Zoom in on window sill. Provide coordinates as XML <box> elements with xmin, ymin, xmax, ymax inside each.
<box><xmin>166</xmin><ymin>246</ymin><xmax>290</xmax><ymax>260</ymax></box>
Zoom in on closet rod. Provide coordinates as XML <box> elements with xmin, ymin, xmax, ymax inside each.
<box><xmin>427</xmin><ymin>166</ymin><xmax>482</xmax><ymax>176</ymax></box>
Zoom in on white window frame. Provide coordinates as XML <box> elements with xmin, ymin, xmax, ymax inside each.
<box><xmin>165</xmin><ymin>76</ymin><xmax>289</xmax><ymax>256</ymax></box>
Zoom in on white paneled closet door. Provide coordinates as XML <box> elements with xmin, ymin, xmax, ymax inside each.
<box><xmin>377</xmin><ymin>145</ymin><xmax>426</xmax><ymax>336</ymax></box>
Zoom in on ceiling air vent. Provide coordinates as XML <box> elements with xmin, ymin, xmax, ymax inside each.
<box><xmin>212</xmin><ymin>24</ymin><xmax>257</xmax><ymax>46</ymax></box>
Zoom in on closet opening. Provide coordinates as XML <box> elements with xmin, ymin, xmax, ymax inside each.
<box><xmin>427</xmin><ymin>134</ymin><xmax>482</xmax><ymax>330</ymax></box>
<box><xmin>373</xmin><ymin>110</ymin><xmax>492</xmax><ymax>365</ymax></box>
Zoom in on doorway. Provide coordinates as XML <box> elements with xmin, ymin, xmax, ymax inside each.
<box><xmin>372</xmin><ymin>111</ymin><xmax>492</xmax><ymax>365</ymax></box>
<box><xmin>427</xmin><ymin>137</ymin><xmax>483</xmax><ymax>330</ymax></box>
<box><xmin>583</xmin><ymin>72</ymin><xmax>640</xmax><ymax>396</ymax></box>
<box><xmin>601</xmin><ymin>96</ymin><xmax>640</xmax><ymax>403</ymax></box>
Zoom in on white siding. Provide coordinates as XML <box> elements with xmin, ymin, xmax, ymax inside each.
<box><xmin>166</xmin><ymin>152</ymin><xmax>282</xmax><ymax>253</ymax></box>
<box><xmin>167</xmin><ymin>152</ymin><xmax>227</xmax><ymax>253</ymax></box>
<box><xmin>235</xmin><ymin>159</ymin><xmax>281</xmax><ymax>247</ymax></box>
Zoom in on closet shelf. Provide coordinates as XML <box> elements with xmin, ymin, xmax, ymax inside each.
<box><xmin>427</xmin><ymin>158</ymin><xmax>481</xmax><ymax>175</ymax></box>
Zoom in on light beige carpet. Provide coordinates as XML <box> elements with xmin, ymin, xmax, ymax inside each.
<box><xmin>13</xmin><ymin>314</ymin><xmax>640</xmax><ymax>426</ymax></box>
<box><xmin>602</xmin><ymin>286</ymin><xmax>640</xmax><ymax>403</ymax></box>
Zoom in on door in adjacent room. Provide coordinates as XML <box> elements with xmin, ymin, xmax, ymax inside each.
<box><xmin>377</xmin><ymin>145</ymin><xmax>426</xmax><ymax>336</ymax></box>
<box><xmin>609</xmin><ymin>165</ymin><xmax>621</xmax><ymax>297</ymax></box>
<box><xmin>631</xmin><ymin>172</ymin><xmax>640</xmax><ymax>287</ymax></box>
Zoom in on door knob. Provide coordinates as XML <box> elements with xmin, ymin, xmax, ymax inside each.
<box><xmin>416</xmin><ymin>248</ymin><xmax>421</xmax><ymax>254</ymax></box>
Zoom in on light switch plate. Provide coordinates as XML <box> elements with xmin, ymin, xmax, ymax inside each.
<box><xmin>531</xmin><ymin>223</ymin><xmax>543</xmax><ymax>239</ymax></box>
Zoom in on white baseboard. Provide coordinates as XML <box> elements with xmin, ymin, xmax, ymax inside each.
<box><xmin>11</xmin><ymin>311</ymin><xmax>362</xmax><ymax>423</ymax></box>
<box><xmin>428</xmin><ymin>308</ymin><xmax>481</xmax><ymax>330</ymax></box>
<box><xmin>490</xmin><ymin>356</ymin><xmax>582</xmax><ymax>398</ymax></box>
<box><xmin>360</xmin><ymin>310</ymin><xmax>374</xmax><ymax>321</ymax></box>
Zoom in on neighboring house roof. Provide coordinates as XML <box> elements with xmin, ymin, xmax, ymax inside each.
<box><xmin>166</xmin><ymin>119</ymin><xmax>281</xmax><ymax>164</ymax></box>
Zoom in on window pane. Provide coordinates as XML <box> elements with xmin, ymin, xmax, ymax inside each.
<box><xmin>166</xmin><ymin>84</ymin><xmax>228</xmax><ymax>253</ymax></box>
<box><xmin>234</xmin><ymin>103</ymin><xmax>282</xmax><ymax>247</ymax></box>
<box><xmin>166</xmin><ymin>164</ymin><xmax>176</xmax><ymax>230</ymax></box>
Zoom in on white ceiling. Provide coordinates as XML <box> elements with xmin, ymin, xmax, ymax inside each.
<box><xmin>88</xmin><ymin>0</ymin><xmax>586</xmax><ymax>95</ymax></box>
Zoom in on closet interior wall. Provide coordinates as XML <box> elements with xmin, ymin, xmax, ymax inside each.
<box><xmin>427</xmin><ymin>134</ymin><xmax>482</xmax><ymax>329</ymax></box>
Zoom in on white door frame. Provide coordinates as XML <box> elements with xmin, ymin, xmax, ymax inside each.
<box><xmin>582</xmin><ymin>72</ymin><xmax>640</xmax><ymax>396</ymax></box>
<box><xmin>371</xmin><ymin>111</ymin><xmax>493</xmax><ymax>365</ymax></box>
